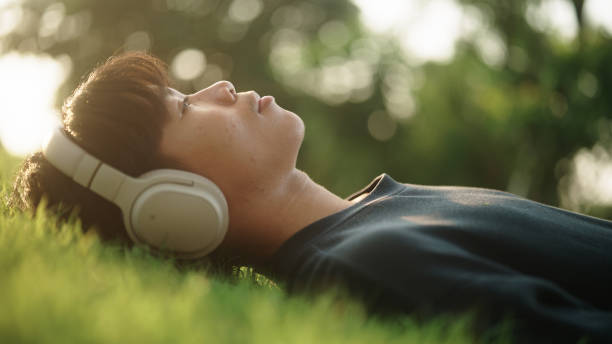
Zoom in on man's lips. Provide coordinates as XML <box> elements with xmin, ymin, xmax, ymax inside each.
<box><xmin>258</xmin><ymin>95</ymin><xmax>274</xmax><ymax>113</ymax></box>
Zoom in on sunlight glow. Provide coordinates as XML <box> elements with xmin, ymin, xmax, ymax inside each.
<box><xmin>526</xmin><ymin>0</ymin><xmax>578</xmax><ymax>41</ymax></box>
<box><xmin>562</xmin><ymin>144</ymin><xmax>612</xmax><ymax>209</ymax></box>
<box><xmin>350</xmin><ymin>0</ymin><xmax>409</xmax><ymax>32</ymax></box>
<box><xmin>171</xmin><ymin>49</ymin><xmax>206</xmax><ymax>81</ymax></box>
<box><xmin>585</xmin><ymin>0</ymin><xmax>612</xmax><ymax>34</ymax></box>
<box><xmin>228</xmin><ymin>0</ymin><xmax>263</xmax><ymax>23</ymax></box>
<box><xmin>352</xmin><ymin>0</ymin><xmax>603</xmax><ymax>63</ymax></box>
<box><xmin>0</xmin><ymin>0</ymin><xmax>20</xmax><ymax>6</ymax></box>
<box><xmin>0</xmin><ymin>53</ymin><xmax>68</xmax><ymax>156</ymax></box>
<box><xmin>0</xmin><ymin>5</ymin><xmax>22</xmax><ymax>36</ymax></box>
<box><xmin>401</xmin><ymin>0</ymin><xmax>466</xmax><ymax>63</ymax></box>
<box><xmin>351</xmin><ymin>0</ymin><xmax>483</xmax><ymax>63</ymax></box>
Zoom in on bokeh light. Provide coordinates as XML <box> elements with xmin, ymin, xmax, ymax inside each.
<box><xmin>318</xmin><ymin>20</ymin><xmax>350</xmax><ymax>50</ymax></box>
<box><xmin>38</xmin><ymin>2</ymin><xmax>65</xmax><ymax>38</ymax></box>
<box><xmin>585</xmin><ymin>0</ymin><xmax>612</xmax><ymax>34</ymax></box>
<box><xmin>526</xmin><ymin>0</ymin><xmax>578</xmax><ymax>41</ymax></box>
<box><xmin>228</xmin><ymin>0</ymin><xmax>263</xmax><ymax>23</ymax></box>
<box><xmin>0</xmin><ymin>52</ymin><xmax>69</xmax><ymax>156</ymax></box>
<box><xmin>171</xmin><ymin>48</ymin><xmax>207</xmax><ymax>81</ymax></box>
<box><xmin>124</xmin><ymin>31</ymin><xmax>152</xmax><ymax>52</ymax></box>
<box><xmin>351</xmin><ymin>0</ymin><xmax>482</xmax><ymax>63</ymax></box>
<box><xmin>561</xmin><ymin>144</ymin><xmax>612</xmax><ymax>210</ymax></box>
<box><xmin>577</xmin><ymin>71</ymin><xmax>599</xmax><ymax>98</ymax></box>
<box><xmin>367</xmin><ymin>110</ymin><xmax>397</xmax><ymax>141</ymax></box>
<box><xmin>0</xmin><ymin>7</ymin><xmax>22</xmax><ymax>37</ymax></box>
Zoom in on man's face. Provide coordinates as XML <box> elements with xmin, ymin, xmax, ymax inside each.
<box><xmin>159</xmin><ymin>81</ymin><xmax>305</xmax><ymax>199</ymax></box>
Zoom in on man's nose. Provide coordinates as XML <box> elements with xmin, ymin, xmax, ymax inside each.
<box><xmin>189</xmin><ymin>80</ymin><xmax>236</xmax><ymax>103</ymax></box>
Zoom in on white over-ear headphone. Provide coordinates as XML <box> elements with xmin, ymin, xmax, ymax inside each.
<box><xmin>42</xmin><ymin>127</ymin><xmax>229</xmax><ymax>259</ymax></box>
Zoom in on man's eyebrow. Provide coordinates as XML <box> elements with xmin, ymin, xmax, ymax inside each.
<box><xmin>166</xmin><ymin>87</ymin><xmax>179</xmax><ymax>96</ymax></box>
<box><xmin>166</xmin><ymin>87</ymin><xmax>183</xmax><ymax>117</ymax></box>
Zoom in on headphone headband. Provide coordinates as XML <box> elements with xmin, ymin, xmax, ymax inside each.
<box><xmin>43</xmin><ymin>129</ymin><xmax>128</xmax><ymax>203</ymax></box>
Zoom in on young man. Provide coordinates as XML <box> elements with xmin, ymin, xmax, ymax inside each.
<box><xmin>162</xmin><ymin>78</ymin><xmax>612</xmax><ymax>344</ymax></box>
<box><xmin>11</xmin><ymin>52</ymin><xmax>612</xmax><ymax>343</ymax></box>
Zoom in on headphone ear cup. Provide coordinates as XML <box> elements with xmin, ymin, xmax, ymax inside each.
<box><xmin>128</xmin><ymin>171</ymin><xmax>228</xmax><ymax>258</ymax></box>
<box><xmin>41</xmin><ymin>127</ymin><xmax>228</xmax><ymax>258</ymax></box>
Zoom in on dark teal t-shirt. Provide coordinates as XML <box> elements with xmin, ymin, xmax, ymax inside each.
<box><xmin>266</xmin><ymin>174</ymin><xmax>612</xmax><ymax>343</ymax></box>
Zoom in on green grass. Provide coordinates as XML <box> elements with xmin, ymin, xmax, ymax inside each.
<box><xmin>0</xmin><ymin>148</ymin><xmax>510</xmax><ymax>344</ymax></box>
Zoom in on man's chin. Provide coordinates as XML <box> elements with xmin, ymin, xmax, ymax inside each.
<box><xmin>292</xmin><ymin>112</ymin><xmax>305</xmax><ymax>139</ymax></box>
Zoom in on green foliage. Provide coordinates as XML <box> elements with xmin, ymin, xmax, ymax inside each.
<box><xmin>0</xmin><ymin>146</ymin><xmax>21</xmax><ymax>212</ymax></box>
<box><xmin>1</xmin><ymin>0</ymin><xmax>611</xmax><ymax>216</ymax></box>
<box><xmin>2</xmin><ymin>0</ymin><xmax>611</xmax><ymax>216</ymax></box>
<box><xmin>0</xmin><ymin>151</ymin><xmax>511</xmax><ymax>343</ymax></box>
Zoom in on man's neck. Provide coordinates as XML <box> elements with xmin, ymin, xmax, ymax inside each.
<box><xmin>217</xmin><ymin>169</ymin><xmax>353</xmax><ymax>263</ymax></box>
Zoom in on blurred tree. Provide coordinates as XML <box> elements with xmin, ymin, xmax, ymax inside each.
<box><xmin>452</xmin><ymin>0</ymin><xmax>612</xmax><ymax>215</ymax></box>
<box><xmin>1</xmin><ymin>0</ymin><xmax>611</xmax><ymax>218</ymax></box>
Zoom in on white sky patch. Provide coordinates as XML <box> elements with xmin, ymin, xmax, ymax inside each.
<box><xmin>584</xmin><ymin>0</ymin><xmax>612</xmax><ymax>34</ymax></box>
<box><xmin>401</xmin><ymin>0</ymin><xmax>467</xmax><ymax>63</ymax></box>
<box><xmin>562</xmin><ymin>145</ymin><xmax>612</xmax><ymax>209</ymax></box>
<box><xmin>352</xmin><ymin>0</ymin><xmax>610</xmax><ymax>62</ymax></box>
<box><xmin>351</xmin><ymin>0</ymin><xmax>483</xmax><ymax>63</ymax></box>
<box><xmin>350</xmin><ymin>0</ymin><xmax>411</xmax><ymax>32</ymax></box>
<box><xmin>0</xmin><ymin>53</ymin><xmax>67</xmax><ymax>156</ymax></box>
<box><xmin>526</xmin><ymin>0</ymin><xmax>578</xmax><ymax>41</ymax></box>
<box><xmin>0</xmin><ymin>0</ymin><xmax>20</xmax><ymax>6</ymax></box>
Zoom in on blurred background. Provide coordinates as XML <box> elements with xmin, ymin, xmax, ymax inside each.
<box><xmin>0</xmin><ymin>0</ymin><xmax>611</xmax><ymax>218</ymax></box>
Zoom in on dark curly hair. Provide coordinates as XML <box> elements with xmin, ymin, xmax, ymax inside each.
<box><xmin>8</xmin><ymin>52</ymin><xmax>181</xmax><ymax>245</ymax></box>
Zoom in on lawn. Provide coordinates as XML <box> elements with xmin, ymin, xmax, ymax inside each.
<box><xmin>0</xmin><ymin>147</ymin><xmax>509</xmax><ymax>344</ymax></box>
